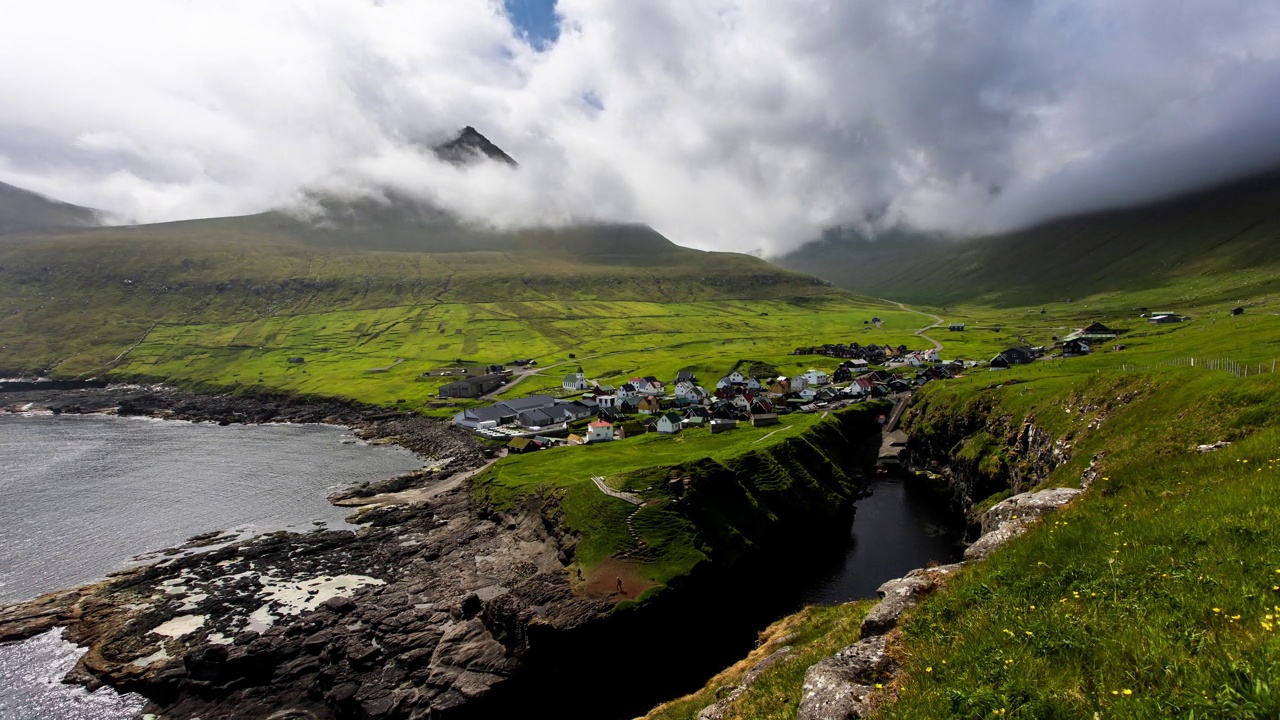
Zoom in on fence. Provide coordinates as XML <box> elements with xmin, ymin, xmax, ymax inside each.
<box><xmin>1118</xmin><ymin>357</ymin><xmax>1279</xmax><ymax>378</ymax></box>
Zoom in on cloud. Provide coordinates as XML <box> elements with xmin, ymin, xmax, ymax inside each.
<box><xmin>2</xmin><ymin>1</ymin><xmax>1280</xmax><ymax>253</ymax></box>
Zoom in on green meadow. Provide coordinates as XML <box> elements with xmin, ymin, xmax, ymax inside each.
<box><xmin>648</xmin><ymin>271</ymin><xmax>1280</xmax><ymax>719</ymax></box>
<box><xmin>110</xmin><ymin>296</ymin><xmax>933</xmax><ymax>411</ymax></box>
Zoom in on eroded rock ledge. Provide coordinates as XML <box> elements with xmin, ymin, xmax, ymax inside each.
<box><xmin>0</xmin><ymin>386</ymin><xmax>615</xmax><ymax>718</ymax></box>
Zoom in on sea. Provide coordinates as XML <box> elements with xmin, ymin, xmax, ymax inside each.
<box><xmin>0</xmin><ymin>413</ymin><xmax>423</xmax><ymax>719</ymax></box>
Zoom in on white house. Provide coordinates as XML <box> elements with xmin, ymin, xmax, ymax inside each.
<box><xmin>597</xmin><ymin>394</ymin><xmax>617</xmax><ymax>408</ymax></box>
<box><xmin>801</xmin><ymin>369</ymin><xmax>829</xmax><ymax>386</ymax></box>
<box><xmin>745</xmin><ymin>377</ymin><xmax>763</xmax><ymax>391</ymax></box>
<box><xmin>790</xmin><ymin>375</ymin><xmax>810</xmax><ymax>393</ymax></box>
<box><xmin>656</xmin><ymin>412</ymin><xmax>682</xmax><ymax>434</ymax></box>
<box><xmin>586</xmin><ymin>420</ymin><xmax>615</xmax><ymax>443</ymax></box>
<box><xmin>616</xmin><ymin>383</ymin><xmax>639</xmax><ymax>400</ymax></box>
<box><xmin>562</xmin><ymin>366</ymin><xmax>589</xmax><ymax>392</ymax></box>
<box><xmin>630</xmin><ymin>376</ymin><xmax>664</xmax><ymax>395</ymax></box>
<box><xmin>727</xmin><ymin>370</ymin><xmax>746</xmax><ymax>385</ymax></box>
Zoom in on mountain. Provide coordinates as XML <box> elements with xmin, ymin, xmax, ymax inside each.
<box><xmin>0</xmin><ymin>129</ymin><xmax>840</xmax><ymax>374</ymax></box>
<box><xmin>432</xmin><ymin>126</ymin><xmax>518</xmax><ymax>166</ymax></box>
<box><xmin>0</xmin><ymin>180</ymin><xmax>102</xmax><ymax>236</ymax></box>
<box><xmin>774</xmin><ymin>171</ymin><xmax>1280</xmax><ymax>306</ymax></box>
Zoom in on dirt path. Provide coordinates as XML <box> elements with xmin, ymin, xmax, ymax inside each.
<box><xmin>890</xmin><ymin>300</ymin><xmax>945</xmax><ymax>352</ymax></box>
<box><xmin>591</xmin><ymin>475</ymin><xmax>642</xmax><ymax>505</ymax></box>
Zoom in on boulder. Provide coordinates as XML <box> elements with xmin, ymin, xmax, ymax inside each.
<box><xmin>978</xmin><ymin>488</ymin><xmax>1082</xmax><ymax>534</ymax></box>
<box><xmin>796</xmin><ymin>635</ymin><xmax>892</xmax><ymax>720</ymax></box>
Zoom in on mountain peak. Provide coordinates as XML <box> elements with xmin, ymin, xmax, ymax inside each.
<box><xmin>432</xmin><ymin>126</ymin><xmax>518</xmax><ymax>167</ymax></box>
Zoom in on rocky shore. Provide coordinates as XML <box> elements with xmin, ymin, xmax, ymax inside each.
<box><xmin>0</xmin><ymin>386</ymin><xmax>611</xmax><ymax>718</ymax></box>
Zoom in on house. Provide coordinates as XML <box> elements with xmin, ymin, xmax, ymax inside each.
<box><xmin>768</xmin><ymin>378</ymin><xmax>791</xmax><ymax>395</ymax></box>
<box><xmin>597</xmin><ymin>406</ymin><xmax>627</xmax><ymax>423</ymax></box>
<box><xmin>562</xmin><ymin>366</ymin><xmax>589</xmax><ymax>392</ymax></box>
<box><xmin>683</xmin><ymin>416</ymin><xmax>706</xmax><ymax>428</ymax></box>
<box><xmin>1062</xmin><ymin>339</ymin><xmax>1092</xmax><ymax>357</ymax></box>
<box><xmin>710</xmin><ymin>418</ymin><xmax>737</xmax><ymax>434</ymax></box>
<box><xmin>1065</xmin><ymin>322</ymin><xmax>1124</xmax><ymax>341</ymax></box>
<box><xmin>750</xmin><ymin>397</ymin><xmax>775</xmax><ymax>416</ymax></box>
<box><xmin>439</xmin><ymin>372</ymin><xmax>506</xmax><ymax>398</ymax></box>
<box><xmin>596</xmin><ymin>394</ymin><xmax>617</xmax><ymax>408</ymax></box>
<box><xmin>564</xmin><ymin>400</ymin><xmax>598</xmax><ymax>421</ymax></box>
<box><xmin>745</xmin><ymin>377</ymin><xmax>763</xmax><ymax>392</ymax></box>
<box><xmin>801</xmin><ymin>369</ymin><xmax>829</xmax><ymax>386</ymax></box>
<box><xmin>637</xmin><ymin>396</ymin><xmax>663</xmax><ymax>414</ymax></box>
<box><xmin>1231</xmin><ymin>306</ymin><xmax>1245</xmax><ymax>316</ymax></box>
<box><xmin>997</xmin><ymin>347</ymin><xmax>1036</xmax><ymax>366</ymax></box>
<box><xmin>452</xmin><ymin>394</ymin><xmax>558</xmax><ymax>428</ymax></box>
<box><xmin>616</xmin><ymin>383</ymin><xmax>639</xmax><ymax>400</ymax></box>
<box><xmin>683</xmin><ymin>406</ymin><xmax>711</xmax><ymax>421</ymax></box>
<box><xmin>726</xmin><ymin>370</ymin><xmax>746</xmax><ymax>385</ymax></box>
<box><xmin>1148</xmin><ymin>313</ymin><xmax>1184</xmax><ymax>324</ymax></box>
<box><xmin>832</xmin><ymin>366</ymin><xmax>852</xmax><ymax>383</ymax></box>
<box><xmin>673</xmin><ymin>380</ymin><xmax>699</xmax><ymax>401</ymax></box>
<box><xmin>507</xmin><ymin>437</ymin><xmax>537</xmax><ymax>454</ymax></box>
<box><xmin>586</xmin><ymin>421</ymin><xmax>615</xmax><ymax>443</ymax></box>
<box><xmin>632</xmin><ymin>376</ymin><xmax>665</xmax><ymax>395</ymax></box>
<box><xmin>790</xmin><ymin>375</ymin><xmax>809</xmax><ymax>393</ymax></box>
<box><xmin>567</xmin><ymin>434</ymin><xmax>586</xmax><ymax>446</ymax></box>
<box><xmin>656</xmin><ymin>412</ymin><xmax>683</xmax><ymax>434</ymax></box>
<box><xmin>287</xmin><ymin>356</ymin><xmax>306</xmax><ymax>364</ymax></box>
<box><xmin>751</xmin><ymin>413</ymin><xmax>780</xmax><ymax>427</ymax></box>
<box><xmin>948</xmin><ymin>323</ymin><xmax>965</xmax><ymax>331</ymax></box>
<box><xmin>675</xmin><ymin>370</ymin><xmax>696</xmax><ymax>384</ymax></box>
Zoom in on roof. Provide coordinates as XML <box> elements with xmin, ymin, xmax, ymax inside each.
<box><xmin>676</xmin><ymin>371</ymin><xmax>695</xmax><ymax>381</ymax></box>
<box><xmin>499</xmin><ymin>395</ymin><xmax>557</xmax><ymax>412</ymax></box>
<box><xmin>589</xmin><ymin>420</ymin><xmax>613</xmax><ymax>428</ymax></box>
<box><xmin>659</xmin><ymin>412</ymin><xmax>683</xmax><ymax>423</ymax></box>
<box><xmin>508</xmin><ymin>437</ymin><xmax>531</xmax><ymax>449</ymax></box>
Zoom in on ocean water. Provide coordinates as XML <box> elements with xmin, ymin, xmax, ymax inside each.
<box><xmin>0</xmin><ymin>413</ymin><xmax>423</xmax><ymax>719</ymax></box>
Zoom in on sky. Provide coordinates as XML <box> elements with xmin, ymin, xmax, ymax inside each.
<box><xmin>2</xmin><ymin>1</ymin><xmax>1280</xmax><ymax>255</ymax></box>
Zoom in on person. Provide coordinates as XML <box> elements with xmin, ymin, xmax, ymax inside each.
<box><xmin>616</xmin><ymin>576</ymin><xmax>624</xmax><ymax>594</ymax></box>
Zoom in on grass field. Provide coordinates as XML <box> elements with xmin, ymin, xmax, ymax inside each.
<box><xmin>644</xmin><ymin>268</ymin><xmax>1280</xmax><ymax>719</ymax></box>
<box><xmin>108</xmin><ymin>296</ymin><xmax>932</xmax><ymax>411</ymax></box>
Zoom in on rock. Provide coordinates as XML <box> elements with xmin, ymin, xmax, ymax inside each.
<box><xmin>696</xmin><ymin>646</ymin><xmax>793</xmax><ymax>720</ymax></box>
<box><xmin>320</xmin><ymin>596</ymin><xmax>356</xmax><ymax>615</ymax></box>
<box><xmin>978</xmin><ymin>488</ymin><xmax>1082</xmax><ymax>534</ymax></box>
<box><xmin>797</xmin><ymin>635</ymin><xmax>892</xmax><ymax>720</ymax></box>
<box><xmin>860</xmin><ymin>574</ymin><xmax>935</xmax><ymax>639</ymax></box>
<box><xmin>965</xmin><ymin>488</ymin><xmax>1082</xmax><ymax>560</ymax></box>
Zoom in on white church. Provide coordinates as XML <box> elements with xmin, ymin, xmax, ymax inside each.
<box><xmin>562</xmin><ymin>366</ymin><xmax>589</xmax><ymax>392</ymax></box>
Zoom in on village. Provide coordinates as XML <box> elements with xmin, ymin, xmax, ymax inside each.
<box><xmin>436</xmin><ymin>311</ymin><xmax>1197</xmax><ymax>454</ymax></box>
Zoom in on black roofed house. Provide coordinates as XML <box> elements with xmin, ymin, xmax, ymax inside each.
<box><xmin>1149</xmin><ymin>313</ymin><xmax>1185</xmax><ymax>324</ymax></box>
<box><xmin>1062</xmin><ymin>339</ymin><xmax>1092</xmax><ymax>357</ymax></box>
<box><xmin>751</xmin><ymin>413</ymin><xmax>780</xmax><ymax>427</ymax></box>
<box><xmin>1231</xmin><ymin>306</ymin><xmax>1245</xmax><ymax>316</ymax></box>
<box><xmin>439</xmin><ymin>372</ymin><xmax>506</xmax><ymax>398</ymax></box>
<box><xmin>517</xmin><ymin>408</ymin><xmax>557</xmax><ymax>429</ymax></box>
<box><xmin>675</xmin><ymin>370</ymin><xmax>696</xmax><ymax>383</ymax></box>
<box><xmin>710</xmin><ymin>418</ymin><xmax>737</xmax><ymax>434</ymax></box>
<box><xmin>999</xmin><ymin>347</ymin><xmax>1035</xmax><ymax>365</ymax></box>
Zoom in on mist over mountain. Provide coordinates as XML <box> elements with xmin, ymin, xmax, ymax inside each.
<box><xmin>4</xmin><ymin>3</ymin><xmax>1280</xmax><ymax>253</ymax></box>
<box><xmin>774</xmin><ymin>169</ymin><xmax>1280</xmax><ymax>306</ymax></box>
<box><xmin>0</xmin><ymin>181</ymin><xmax>102</xmax><ymax>236</ymax></box>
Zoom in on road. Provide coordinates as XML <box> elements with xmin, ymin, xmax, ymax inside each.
<box><xmin>890</xmin><ymin>300</ymin><xmax>945</xmax><ymax>352</ymax></box>
<box><xmin>479</xmin><ymin>357</ymin><xmax>582</xmax><ymax>401</ymax></box>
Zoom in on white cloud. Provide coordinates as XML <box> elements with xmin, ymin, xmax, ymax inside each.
<box><xmin>2</xmin><ymin>0</ymin><xmax>1280</xmax><ymax>253</ymax></box>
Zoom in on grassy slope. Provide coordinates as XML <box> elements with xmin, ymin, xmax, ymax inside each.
<box><xmin>0</xmin><ymin>215</ymin><xmax>838</xmax><ymax>376</ymax></box>
<box><xmin>648</xmin><ymin>274</ymin><xmax>1280</xmax><ymax>719</ymax></box>
<box><xmin>774</xmin><ymin>171</ymin><xmax>1280</xmax><ymax>307</ymax></box>
<box><xmin>474</xmin><ymin>403</ymin><xmax>887</xmax><ymax>596</ymax></box>
<box><xmin>107</xmin><ymin>296</ymin><xmax>923</xmax><ymax>413</ymax></box>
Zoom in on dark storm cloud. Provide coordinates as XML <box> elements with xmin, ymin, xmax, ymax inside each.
<box><xmin>1</xmin><ymin>0</ymin><xmax>1278</xmax><ymax>251</ymax></box>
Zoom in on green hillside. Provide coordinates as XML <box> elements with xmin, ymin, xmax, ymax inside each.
<box><xmin>775</xmin><ymin>171</ymin><xmax>1280</xmax><ymax>307</ymax></box>
<box><xmin>0</xmin><ymin>196</ymin><xmax>844</xmax><ymax>378</ymax></box>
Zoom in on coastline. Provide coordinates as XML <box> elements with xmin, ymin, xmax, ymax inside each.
<box><xmin>0</xmin><ymin>385</ymin><xmax>608</xmax><ymax>719</ymax></box>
